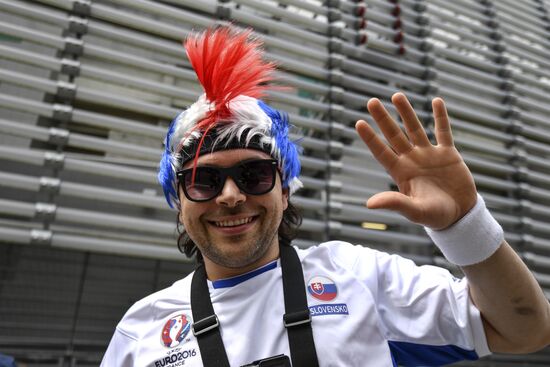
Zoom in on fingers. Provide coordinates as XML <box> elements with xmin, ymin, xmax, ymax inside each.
<box><xmin>432</xmin><ymin>97</ymin><xmax>454</xmax><ymax>147</ymax></box>
<box><xmin>392</xmin><ymin>93</ymin><xmax>431</xmax><ymax>147</ymax></box>
<box><xmin>360</xmin><ymin>93</ymin><xmax>453</xmax><ymax>165</ymax></box>
<box><xmin>367</xmin><ymin>191</ymin><xmax>421</xmax><ymax>223</ymax></box>
<box><xmin>367</xmin><ymin>98</ymin><xmax>412</xmax><ymax>154</ymax></box>
<box><xmin>355</xmin><ymin>120</ymin><xmax>398</xmax><ymax>171</ymax></box>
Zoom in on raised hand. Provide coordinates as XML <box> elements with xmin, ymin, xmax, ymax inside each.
<box><xmin>355</xmin><ymin>92</ymin><xmax>477</xmax><ymax>230</ymax></box>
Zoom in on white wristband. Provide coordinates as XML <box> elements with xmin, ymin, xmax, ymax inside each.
<box><xmin>424</xmin><ymin>194</ymin><xmax>504</xmax><ymax>266</ymax></box>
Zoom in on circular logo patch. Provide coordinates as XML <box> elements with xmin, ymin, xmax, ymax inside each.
<box><xmin>161</xmin><ymin>314</ymin><xmax>191</xmax><ymax>348</ymax></box>
<box><xmin>307</xmin><ymin>276</ymin><xmax>337</xmax><ymax>301</ymax></box>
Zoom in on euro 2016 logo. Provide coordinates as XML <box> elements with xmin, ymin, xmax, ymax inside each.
<box><xmin>161</xmin><ymin>314</ymin><xmax>191</xmax><ymax>348</ymax></box>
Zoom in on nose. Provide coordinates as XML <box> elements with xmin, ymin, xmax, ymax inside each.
<box><xmin>215</xmin><ymin>177</ymin><xmax>246</xmax><ymax>207</ymax></box>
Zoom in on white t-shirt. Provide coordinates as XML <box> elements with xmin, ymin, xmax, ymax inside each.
<box><xmin>101</xmin><ymin>241</ymin><xmax>490</xmax><ymax>366</ymax></box>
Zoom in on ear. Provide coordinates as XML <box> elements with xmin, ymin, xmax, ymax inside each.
<box><xmin>282</xmin><ymin>187</ymin><xmax>289</xmax><ymax>210</ymax></box>
<box><xmin>177</xmin><ymin>186</ymin><xmax>185</xmax><ymax>223</ymax></box>
<box><xmin>179</xmin><ymin>210</ymin><xmax>184</xmax><ymax>225</ymax></box>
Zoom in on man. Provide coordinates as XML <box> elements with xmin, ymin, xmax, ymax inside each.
<box><xmin>102</xmin><ymin>27</ymin><xmax>550</xmax><ymax>366</ymax></box>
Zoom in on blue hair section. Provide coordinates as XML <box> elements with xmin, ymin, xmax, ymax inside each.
<box><xmin>257</xmin><ymin>100</ymin><xmax>301</xmax><ymax>188</ymax></box>
<box><xmin>158</xmin><ymin>116</ymin><xmax>179</xmax><ymax>209</ymax></box>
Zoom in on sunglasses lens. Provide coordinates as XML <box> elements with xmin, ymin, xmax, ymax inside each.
<box><xmin>184</xmin><ymin>168</ymin><xmax>221</xmax><ymax>201</ymax></box>
<box><xmin>238</xmin><ymin>160</ymin><xmax>276</xmax><ymax>195</ymax></box>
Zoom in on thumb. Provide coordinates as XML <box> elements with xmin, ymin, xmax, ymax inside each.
<box><xmin>367</xmin><ymin>192</ymin><xmax>421</xmax><ymax>223</ymax></box>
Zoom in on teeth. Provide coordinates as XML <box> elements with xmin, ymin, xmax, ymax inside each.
<box><xmin>215</xmin><ymin>217</ymin><xmax>253</xmax><ymax>227</ymax></box>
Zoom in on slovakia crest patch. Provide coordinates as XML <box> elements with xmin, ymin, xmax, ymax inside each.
<box><xmin>161</xmin><ymin>314</ymin><xmax>191</xmax><ymax>348</ymax></box>
<box><xmin>307</xmin><ymin>276</ymin><xmax>337</xmax><ymax>301</ymax></box>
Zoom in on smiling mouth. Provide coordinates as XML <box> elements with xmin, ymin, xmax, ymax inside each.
<box><xmin>212</xmin><ymin>216</ymin><xmax>257</xmax><ymax>228</ymax></box>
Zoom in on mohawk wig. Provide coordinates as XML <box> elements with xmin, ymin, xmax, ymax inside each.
<box><xmin>159</xmin><ymin>27</ymin><xmax>303</xmax><ymax>208</ymax></box>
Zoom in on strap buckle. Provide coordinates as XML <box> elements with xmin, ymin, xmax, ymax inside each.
<box><xmin>192</xmin><ymin>314</ymin><xmax>219</xmax><ymax>336</ymax></box>
<box><xmin>241</xmin><ymin>354</ymin><xmax>291</xmax><ymax>367</ymax></box>
<box><xmin>283</xmin><ymin>310</ymin><xmax>311</xmax><ymax>328</ymax></box>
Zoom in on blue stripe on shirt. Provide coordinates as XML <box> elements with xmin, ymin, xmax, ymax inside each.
<box><xmin>212</xmin><ymin>260</ymin><xmax>278</xmax><ymax>289</ymax></box>
<box><xmin>388</xmin><ymin>340</ymin><xmax>479</xmax><ymax>366</ymax></box>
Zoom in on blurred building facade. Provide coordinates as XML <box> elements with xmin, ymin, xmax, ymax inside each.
<box><xmin>0</xmin><ymin>0</ymin><xmax>549</xmax><ymax>365</ymax></box>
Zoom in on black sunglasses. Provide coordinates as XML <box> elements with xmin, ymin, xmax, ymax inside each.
<box><xmin>177</xmin><ymin>159</ymin><xmax>278</xmax><ymax>202</ymax></box>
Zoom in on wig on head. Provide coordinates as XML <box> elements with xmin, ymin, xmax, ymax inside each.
<box><xmin>158</xmin><ymin>26</ymin><xmax>303</xmax><ymax>209</ymax></box>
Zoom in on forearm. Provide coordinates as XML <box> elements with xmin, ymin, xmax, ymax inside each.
<box><xmin>462</xmin><ymin>241</ymin><xmax>550</xmax><ymax>353</ymax></box>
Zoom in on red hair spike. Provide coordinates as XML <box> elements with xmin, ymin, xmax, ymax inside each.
<box><xmin>185</xmin><ymin>27</ymin><xmax>276</xmax><ymax>129</ymax></box>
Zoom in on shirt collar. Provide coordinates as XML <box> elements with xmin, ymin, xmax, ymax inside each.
<box><xmin>211</xmin><ymin>260</ymin><xmax>278</xmax><ymax>289</ymax></box>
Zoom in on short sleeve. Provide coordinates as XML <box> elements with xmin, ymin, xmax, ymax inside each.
<box><xmin>327</xmin><ymin>241</ymin><xmax>491</xmax><ymax>366</ymax></box>
<box><xmin>101</xmin><ymin>328</ymin><xmax>137</xmax><ymax>367</ymax></box>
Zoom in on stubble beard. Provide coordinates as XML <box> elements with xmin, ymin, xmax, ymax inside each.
<box><xmin>198</xmin><ymin>214</ymin><xmax>281</xmax><ymax>269</ymax></box>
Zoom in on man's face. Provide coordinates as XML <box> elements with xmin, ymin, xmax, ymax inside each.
<box><xmin>179</xmin><ymin>149</ymin><xmax>288</xmax><ymax>277</ymax></box>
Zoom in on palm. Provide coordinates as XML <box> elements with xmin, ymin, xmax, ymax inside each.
<box><xmin>356</xmin><ymin>93</ymin><xmax>477</xmax><ymax>230</ymax></box>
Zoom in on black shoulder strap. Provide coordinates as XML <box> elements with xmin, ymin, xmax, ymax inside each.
<box><xmin>190</xmin><ymin>244</ymin><xmax>319</xmax><ymax>367</ymax></box>
<box><xmin>280</xmin><ymin>244</ymin><xmax>319</xmax><ymax>367</ymax></box>
<box><xmin>190</xmin><ymin>264</ymin><xmax>231</xmax><ymax>367</ymax></box>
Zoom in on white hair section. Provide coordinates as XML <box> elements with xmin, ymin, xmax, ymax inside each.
<box><xmin>269</xmin><ymin>136</ymin><xmax>281</xmax><ymax>160</ymax></box>
<box><xmin>212</xmin><ymin>95</ymin><xmax>273</xmax><ymax>148</ymax></box>
<box><xmin>288</xmin><ymin>177</ymin><xmax>303</xmax><ymax>195</ymax></box>
<box><xmin>170</xmin><ymin>94</ymin><xmax>212</xmax><ymax>151</ymax></box>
